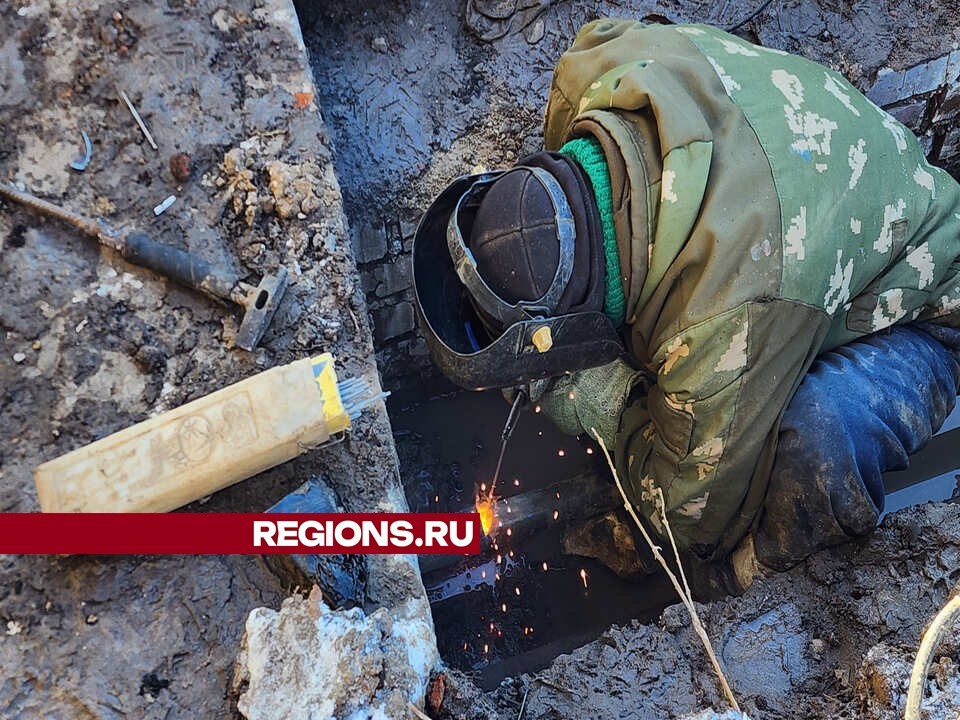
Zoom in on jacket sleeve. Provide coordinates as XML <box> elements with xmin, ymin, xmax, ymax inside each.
<box><xmin>613</xmin><ymin>300</ymin><xmax>828</xmax><ymax>557</ymax></box>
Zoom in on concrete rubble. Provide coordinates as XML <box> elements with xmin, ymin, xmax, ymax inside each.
<box><xmin>233</xmin><ymin>585</ymin><xmax>437</xmax><ymax>720</ymax></box>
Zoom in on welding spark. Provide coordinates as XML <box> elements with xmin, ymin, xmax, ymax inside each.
<box><xmin>579</xmin><ymin>568</ymin><xmax>589</xmax><ymax>589</ymax></box>
<box><xmin>557</xmin><ymin>449</ymin><xmax>565</xmax><ymax>457</ymax></box>
<box><xmin>542</xmin><ymin>562</ymin><xmax>548</xmax><ymax>571</ymax></box>
<box><xmin>476</xmin><ymin>494</ymin><xmax>496</xmax><ymax>535</ymax></box>
<box><xmin>514</xmin><ymin>587</ymin><xmax>520</xmax><ymax>596</ymax></box>
<box><xmin>534</xmin><ymin>405</ymin><xmax>541</xmax><ymax>413</ymax></box>
<box><xmin>586</xmin><ymin>447</ymin><xmax>594</xmax><ymax>455</ymax></box>
<box><xmin>552</xmin><ymin>510</ymin><xmax>559</xmax><ymax>521</ymax></box>
<box><xmin>484</xmin><ymin>643</ymin><xmax>489</xmax><ymax>654</ymax></box>
<box><xmin>513</xmin><ymin>478</ymin><xmax>520</xmax><ymax>487</ymax></box>
<box><xmin>501</xmin><ymin>603</ymin><xmax>507</xmax><ymax>613</ymax></box>
<box><xmin>505</xmin><ymin>528</ymin><xmax>512</xmax><ymax>537</ymax></box>
<box><xmin>434</xmin><ymin>495</ymin><xmax>439</xmax><ymax>503</ymax></box>
<box><xmin>568</xmin><ymin>391</ymin><xmax>576</xmax><ymax>400</ymax></box>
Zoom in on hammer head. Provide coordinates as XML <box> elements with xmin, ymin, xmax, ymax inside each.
<box><xmin>236</xmin><ymin>268</ymin><xmax>289</xmax><ymax>351</ymax></box>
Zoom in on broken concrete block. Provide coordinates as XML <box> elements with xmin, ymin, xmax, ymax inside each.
<box><xmin>234</xmin><ymin>587</ymin><xmax>438</xmax><ymax>720</ymax></box>
<box><xmin>867</xmin><ymin>50</ymin><xmax>960</xmax><ymax>106</ymax></box>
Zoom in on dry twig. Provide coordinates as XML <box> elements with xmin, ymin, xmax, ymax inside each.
<box><xmin>591</xmin><ymin>429</ymin><xmax>741</xmax><ymax>713</ymax></box>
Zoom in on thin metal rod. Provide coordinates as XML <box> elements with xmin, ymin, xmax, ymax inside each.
<box><xmin>487</xmin><ymin>389</ymin><xmax>526</xmax><ymax>499</ymax></box>
<box><xmin>0</xmin><ymin>183</ymin><xmax>99</xmax><ymax>235</ymax></box>
<box><xmin>0</xmin><ymin>183</ymin><xmax>123</xmax><ymax>251</ymax></box>
<box><xmin>119</xmin><ymin>90</ymin><xmax>158</xmax><ymax>151</ymax></box>
<box><xmin>336</xmin><ymin>376</ymin><xmax>389</xmax><ymax>420</ymax></box>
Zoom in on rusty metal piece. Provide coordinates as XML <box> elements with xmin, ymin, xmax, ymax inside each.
<box><xmin>169</xmin><ymin>152</ymin><xmax>191</xmax><ymax>183</ymax></box>
<box><xmin>426</xmin><ymin>673</ymin><xmax>446</xmax><ymax>717</ymax></box>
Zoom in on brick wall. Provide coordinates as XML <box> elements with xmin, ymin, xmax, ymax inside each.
<box><xmin>352</xmin><ymin>215</ymin><xmax>437</xmax><ymax>391</ymax></box>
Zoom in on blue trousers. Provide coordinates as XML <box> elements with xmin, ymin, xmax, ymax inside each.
<box><xmin>753</xmin><ymin>323</ymin><xmax>960</xmax><ymax>571</ymax></box>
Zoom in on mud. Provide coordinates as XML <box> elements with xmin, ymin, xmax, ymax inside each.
<box><xmin>0</xmin><ymin>1</ymin><xmax>420</xmax><ymax>717</ymax></box>
<box><xmin>429</xmin><ymin>501</ymin><xmax>960</xmax><ymax>719</ymax></box>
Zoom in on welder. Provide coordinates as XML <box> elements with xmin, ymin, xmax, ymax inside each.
<box><xmin>412</xmin><ymin>19</ymin><xmax>960</xmax><ymax>591</ymax></box>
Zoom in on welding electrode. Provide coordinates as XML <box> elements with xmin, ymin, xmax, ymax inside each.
<box><xmin>486</xmin><ymin>389</ymin><xmax>527</xmax><ymax>499</ymax></box>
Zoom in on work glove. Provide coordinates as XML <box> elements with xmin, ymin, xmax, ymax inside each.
<box><xmin>530</xmin><ymin>357</ymin><xmax>648</xmax><ymax>447</ymax></box>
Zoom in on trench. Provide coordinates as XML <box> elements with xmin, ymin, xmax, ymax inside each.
<box><xmin>295</xmin><ymin>0</ymin><xmax>960</xmax><ymax>686</ymax></box>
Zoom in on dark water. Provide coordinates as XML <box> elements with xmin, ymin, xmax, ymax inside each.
<box><xmin>389</xmin><ymin>386</ymin><xmax>960</xmax><ymax>687</ymax></box>
<box><xmin>388</xmin><ymin>386</ymin><xmax>678</xmax><ymax>687</ymax></box>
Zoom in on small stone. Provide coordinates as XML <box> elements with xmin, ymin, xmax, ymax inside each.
<box><xmin>99</xmin><ymin>24</ymin><xmax>119</xmax><ymax>46</ymax></box>
<box><xmin>5</xmin><ymin>620</ymin><xmax>23</xmax><ymax>635</ymax></box>
<box><xmin>524</xmin><ymin>18</ymin><xmax>546</xmax><ymax>44</ymax></box>
<box><xmin>85</xmin><ymin>614</ymin><xmax>98</xmax><ymax>625</ymax></box>
<box><xmin>12</xmin><ymin>352</ymin><xmax>26</xmax><ymax>363</ymax></box>
<box><xmin>112</xmin><ymin>10</ymin><xmax>123</xmax><ymax>22</ymax></box>
<box><xmin>372</xmin><ymin>36</ymin><xmax>388</xmax><ymax>53</ymax></box>
<box><xmin>31</xmin><ymin>341</ymin><xmax>41</xmax><ymax>350</ymax></box>
<box><xmin>169</xmin><ymin>152</ymin><xmax>192</xmax><ymax>183</ymax></box>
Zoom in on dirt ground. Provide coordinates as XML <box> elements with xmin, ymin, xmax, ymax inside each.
<box><xmin>0</xmin><ymin>1</ymin><xmax>417</xmax><ymax>717</ymax></box>
<box><xmin>433</xmin><ymin>502</ymin><xmax>960</xmax><ymax>719</ymax></box>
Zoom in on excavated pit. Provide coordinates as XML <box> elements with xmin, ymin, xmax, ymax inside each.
<box><xmin>299</xmin><ymin>0</ymin><xmax>960</xmax><ymax>690</ymax></box>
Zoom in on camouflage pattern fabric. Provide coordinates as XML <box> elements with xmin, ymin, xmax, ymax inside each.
<box><xmin>542</xmin><ymin>20</ymin><xmax>960</xmax><ymax>558</ymax></box>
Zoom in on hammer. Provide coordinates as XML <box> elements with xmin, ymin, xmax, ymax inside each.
<box><xmin>0</xmin><ymin>183</ymin><xmax>288</xmax><ymax>350</ymax></box>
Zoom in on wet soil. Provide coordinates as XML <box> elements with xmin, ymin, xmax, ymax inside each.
<box><xmin>0</xmin><ymin>1</ymin><xmax>413</xmax><ymax>717</ymax></box>
<box><xmin>431</xmin><ymin>501</ymin><xmax>960</xmax><ymax>719</ymax></box>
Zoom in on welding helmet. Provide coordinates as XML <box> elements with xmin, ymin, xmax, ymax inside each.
<box><xmin>412</xmin><ymin>153</ymin><xmax>624</xmax><ymax>391</ymax></box>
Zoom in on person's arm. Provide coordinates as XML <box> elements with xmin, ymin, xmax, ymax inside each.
<box><xmin>541</xmin><ymin>300</ymin><xmax>827</xmax><ymax>557</ymax></box>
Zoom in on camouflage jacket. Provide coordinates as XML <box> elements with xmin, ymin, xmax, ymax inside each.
<box><xmin>543</xmin><ymin>20</ymin><xmax>960</xmax><ymax>557</ymax></box>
